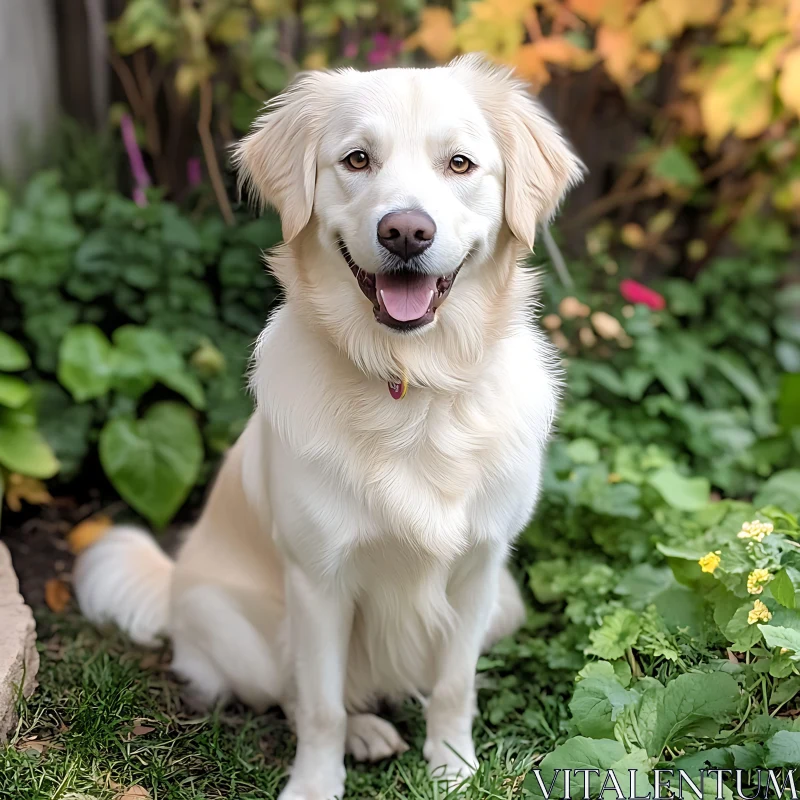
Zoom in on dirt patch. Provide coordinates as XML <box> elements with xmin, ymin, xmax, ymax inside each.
<box><xmin>3</xmin><ymin>496</ymin><xmax>185</xmax><ymax>611</ymax></box>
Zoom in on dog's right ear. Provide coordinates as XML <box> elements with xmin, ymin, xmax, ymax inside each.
<box><xmin>232</xmin><ymin>73</ymin><xmax>328</xmax><ymax>242</ymax></box>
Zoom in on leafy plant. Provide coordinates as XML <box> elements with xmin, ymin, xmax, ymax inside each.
<box><xmin>408</xmin><ymin>0</ymin><xmax>800</xmax><ymax>267</ymax></box>
<box><xmin>0</xmin><ymin>331</ymin><xmax>59</xmax><ymax>517</ymax></box>
<box><xmin>0</xmin><ymin>170</ymin><xmax>282</xmax><ymax>525</ymax></box>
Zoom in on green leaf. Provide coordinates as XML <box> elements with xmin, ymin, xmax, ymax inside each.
<box><xmin>569</xmin><ymin>674</ymin><xmax>637</xmax><ymax>739</ymax></box>
<box><xmin>112</xmin><ymin>326</ymin><xmax>205</xmax><ymax>409</ymax></box>
<box><xmin>647</xmin><ymin>672</ymin><xmax>740</xmax><ymax>757</ymax></box>
<box><xmin>765</xmin><ymin>731</ymin><xmax>800</xmax><ymax>767</ymax></box>
<box><xmin>651</xmin><ymin>145</ymin><xmax>703</xmax><ymax>189</ymax></box>
<box><xmin>566</xmin><ymin>438</ymin><xmax>600</xmax><ymax>465</ymax></box>
<box><xmin>587</xmin><ymin>609</ymin><xmax>641</xmax><ymax>660</ymax></box>
<box><xmin>714</xmin><ymin>351</ymin><xmax>767</xmax><ymax>405</ymax></box>
<box><xmin>588</xmin><ymin>482</ymin><xmax>642</xmax><ymax>519</ymax></box>
<box><xmin>648</xmin><ymin>467</ymin><xmax>710</xmax><ymax>511</ymax></box>
<box><xmin>0</xmin><ymin>416</ymin><xmax>59</xmax><ymax>478</ymax></box>
<box><xmin>759</xmin><ymin>624</ymin><xmax>800</xmax><ymax>660</ymax></box>
<box><xmin>771</xmin><ymin>570</ymin><xmax>797</xmax><ymax>609</ymax></box>
<box><xmin>754</xmin><ymin>471</ymin><xmax>800</xmax><ymax>517</ymax></box>
<box><xmin>0</xmin><ymin>332</ymin><xmax>30</xmax><ymax>371</ymax></box>
<box><xmin>58</xmin><ymin>325</ymin><xmax>114</xmax><ymax>402</ymax></box>
<box><xmin>0</xmin><ymin>376</ymin><xmax>32</xmax><ymax>409</ymax></box>
<box><xmin>99</xmin><ymin>402</ymin><xmax>203</xmax><ymax>528</ymax></box>
<box><xmin>771</xmin><ymin>676</ymin><xmax>800</xmax><ymax>707</ymax></box>
<box><xmin>779</xmin><ymin>373</ymin><xmax>800</xmax><ymax>430</ymax></box>
<box><xmin>525</xmin><ymin>738</ymin><xmax>651</xmax><ymax>799</ymax></box>
<box><xmin>726</xmin><ymin>604</ymin><xmax>763</xmax><ymax>650</ymax></box>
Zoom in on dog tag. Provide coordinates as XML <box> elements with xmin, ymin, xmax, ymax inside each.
<box><xmin>388</xmin><ymin>377</ymin><xmax>407</xmax><ymax>400</ymax></box>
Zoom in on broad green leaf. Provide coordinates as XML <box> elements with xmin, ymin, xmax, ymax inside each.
<box><xmin>0</xmin><ymin>417</ymin><xmax>59</xmax><ymax>479</ymax></box>
<box><xmin>754</xmin><ymin>471</ymin><xmax>800</xmax><ymax>517</ymax></box>
<box><xmin>771</xmin><ymin>570</ymin><xmax>797</xmax><ymax>609</ymax></box>
<box><xmin>647</xmin><ymin>672</ymin><xmax>740</xmax><ymax>757</ymax></box>
<box><xmin>651</xmin><ymin>145</ymin><xmax>703</xmax><ymax>189</ymax></box>
<box><xmin>99</xmin><ymin>402</ymin><xmax>203</xmax><ymax>528</ymax></box>
<box><xmin>759</xmin><ymin>624</ymin><xmax>800</xmax><ymax>660</ymax></box>
<box><xmin>587</xmin><ymin>608</ymin><xmax>641</xmax><ymax>660</ymax></box>
<box><xmin>779</xmin><ymin>373</ymin><xmax>800</xmax><ymax>430</ymax></box>
<box><xmin>588</xmin><ymin>482</ymin><xmax>641</xmax><ymax>519</ymax></box>
<box><xmin>726</xmin><ymin>604</ymin><xmax>763</xmax><ymax>650</ymax></box>
<box><xmin>34</xmin><ymin>382</ymin><xmax>93</xmax><ymax>480</ymax></box>
<box><xmin>648</xmin><ymin>467</ymin><xmax>710</xmax><ymax>511</ymax></box>
<box><xmin>566</xmin><ymin>438</ymin><xmax>600</xmax><ymax>465</ymax></box>
<box><xmin>525</xmin><ymin>738</ymin><xmax>652</xmax><ymax>799</ymax></box>
<box><xmin>58</xmin><ymin>325</ymin><xmax>114</xmax><ymax>402</ymax></box>
<box><xmin>0</xmin><ymin>376</ymin><xmax>32</xmax><ymax>409</ymax></box>
<box><xmin>765</xmin><ymin>731</ymin><xmax>800</xmax><ymax>767</ymax></box>
<box><xmin>569</xmin><ymin>675</ymin><xmax>637</xmax><ymax>739</ymax></box>
<box><xmin>0</xmin><ymin>331</ymin><xmax>30</xmax><ymax>371</ymax></box>
<box><xmin>714</xmin><ymin>351</ymin><xmax>766</xmax><ymax>405</ymax></box>
<box><xmin>112</xmin><ymin>326</ymin><xmax>205</xmax><ymax>409</ymax></box>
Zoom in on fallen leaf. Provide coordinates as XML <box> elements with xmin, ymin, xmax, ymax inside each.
<box><xmin>44</xmin><ymin>579</ymin><xmax>71</xmax><ymax>613</ymax></box>
<box><xmin>67</xmin><ymin>515</ymin><xmax>112</xmax><ymax>555</ymax></box>
<box><xmin>17</xmin><ymin>740</ymin><xmax>47</xmax><ymax>754</ymax></box>
<box><xmin>131</xmin><ymin>725</ymin><xmax>155</xmax><ymax>737</ymax></box>
<box><xmin>4</xmin><ymin>474</ymin><xmax>52</xmax><ymax>512</ymax></box>
<box><xmin>115</xmin><ymin>787</ymin><xmax>151</xmax><ymax>800</ymax></box>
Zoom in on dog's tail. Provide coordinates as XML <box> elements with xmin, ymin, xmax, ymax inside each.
<box><xmin>74</xmin><ymin>525</ymin><xmax>174</xmax><ymax>647</ymax></box>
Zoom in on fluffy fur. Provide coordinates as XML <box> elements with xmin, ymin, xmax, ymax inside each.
<box><xmin>74</xmin><ymin>55</ymin><xmax>583</xmax><ymax>800</ymax></box>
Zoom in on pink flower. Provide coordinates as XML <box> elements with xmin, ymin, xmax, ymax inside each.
<box><xmin>367</xmin><ymin>33</ymin><xmax>402</xmax><ymax>66</ymax></box>
<box><xmin>187</xmin><ymin>157</ymin><xmax>202</xmax><ymax>187</ymax></box>
<box><xmin>343</xmin><ymin>42</ymin><xmax>358</xmax><ymax>60</ymax></box>
<box><xmin>620</xmin><ymin>279</ymin><xmax>665</xmax><ymax>311</ymax></box>
<box><xmin>120</xmin><ymin>113</ymin><xmax>151</xmax><ymax>206</ymax></box>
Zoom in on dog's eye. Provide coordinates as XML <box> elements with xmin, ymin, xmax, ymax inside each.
<box><xmin>344</xmin><ymin>150</ymin><xmax>369</xmax><ymax>171</ymax></box>
<box><xmin>449</xmin><ymin>155</ymin><xmax>473</xmax><ymax>174</ymax></box>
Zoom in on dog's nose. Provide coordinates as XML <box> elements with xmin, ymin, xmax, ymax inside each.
<box><xmin>377</xmin><ymin>210</ymin><xmax>436</xmax><ymax>261</ymax></box>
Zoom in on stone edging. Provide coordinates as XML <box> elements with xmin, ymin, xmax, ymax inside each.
<box><xmin>0</xmin><ymin>540</ymin><xmax>39</xmax><ymax>741</ymax></box>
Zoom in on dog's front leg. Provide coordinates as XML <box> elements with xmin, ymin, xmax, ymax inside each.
<box><xmin>424</xmin><ymin>546</ymin><xmax>502</xmax><ymax>784</ymax></box>
<box><xmin>279</xmin><ymin>563</ymin><xmax>353</xmax><ymax>800</ymax></box>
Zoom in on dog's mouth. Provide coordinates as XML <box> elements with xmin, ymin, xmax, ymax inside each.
<box><xmin>338</xmin><ymin>239</ymin><xmax>462</xmax><ymax>331</ymax></box>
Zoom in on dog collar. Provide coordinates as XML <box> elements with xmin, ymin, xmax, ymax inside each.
<box><xmin>388</xmin><ymin>375</ymin><xmax>407</xmax><ymax>400</ymax></box>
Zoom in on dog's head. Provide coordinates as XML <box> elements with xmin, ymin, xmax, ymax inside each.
<box><xmin>235</xmin><ymin>55</ymin><xmax>582</xmax><ymax>376</ymax></box>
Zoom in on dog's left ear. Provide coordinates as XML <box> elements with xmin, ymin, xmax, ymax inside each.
<box><xmin>452</xmin><ymin>55</ymin><xmax>585</xmax><ymax>251</ymax></box>
<box><xmin>500</xmin><ymin>89</ymin><xmax>585</xmax><ymax>250</ymax></box>
<box><xmin>232</xmin><ymin>72</ymin><xmax>329</xmax><ymax>242</ymax></box>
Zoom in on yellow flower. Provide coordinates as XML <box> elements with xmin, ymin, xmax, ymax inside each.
<box><xmin>747</xmin><ymin>569</ymin><xmax>772</xmax><ymax>595</ymax></box>
<box><xmin>699</xmin><ymin>551</ymin><xmax>721</xmax><ymax>573</ymax></box>
<box><xmin>737</xmin><ymin>520</ymin><xmax>774</xmax><ymax>542</ymax></box>
<box><xmin>747</xmin><ymin>599</ymin><xmax>772</xmax><ymax>625</ymax></box>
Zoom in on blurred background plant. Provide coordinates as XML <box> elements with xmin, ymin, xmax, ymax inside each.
<box><xmin>0</xmin><ymin>3</ymin><xmax>800</xmax><ymax>795</ymax></box>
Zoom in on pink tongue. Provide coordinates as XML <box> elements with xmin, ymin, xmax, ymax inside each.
<box><xmin>375</xmin><ymin>272</ymin><xmax>437</xmax><ymax>322</ymax></box>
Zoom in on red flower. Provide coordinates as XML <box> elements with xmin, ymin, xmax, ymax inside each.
<box><xmin>620</xmin><ymin>279</ymin><xmax>665</xmax><ymax>311</ymax></box>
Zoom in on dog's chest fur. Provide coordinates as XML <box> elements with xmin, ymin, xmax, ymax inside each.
<box><xmin>255</xmin><ymin>310</ymin><xmax>555</xmax><ymax>571</ymax></box>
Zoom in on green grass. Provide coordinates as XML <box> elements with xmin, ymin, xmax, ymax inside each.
<box><xmin>0</xmin><ymin>611</ymin><xmax>571</xmax><ymax>800</ymax></box>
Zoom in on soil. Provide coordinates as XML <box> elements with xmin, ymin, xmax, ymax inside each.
<box><xmin>2</xmin><ymin>493</ymin><xmax>184</xmax><ymax>611</ymax></box>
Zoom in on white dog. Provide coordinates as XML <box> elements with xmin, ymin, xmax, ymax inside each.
<box><xmin>75</xmin><ymin>54</ymin><xmax>582</xmax><ymax>800</ymax></box>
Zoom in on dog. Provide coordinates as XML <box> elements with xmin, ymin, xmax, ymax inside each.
<box><xmin>74</xmin><ymin>54</ymin><xmax>583</xmax><ymax>800</ymax></box>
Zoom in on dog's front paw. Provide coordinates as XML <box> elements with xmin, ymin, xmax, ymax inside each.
<box><xmin>424</xmin><ymin>736</ymin><xmax>478</xmax><ymax>786</ymax></box>
<box><xmin>278</xmin><ymin>764</ymin><xmax>345</xmax><ymax>800</ymax></box>
<box><xmin>346</xmin><ymin>713</ymin><xmax>409</xmax><ymax>762</ymax></box>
